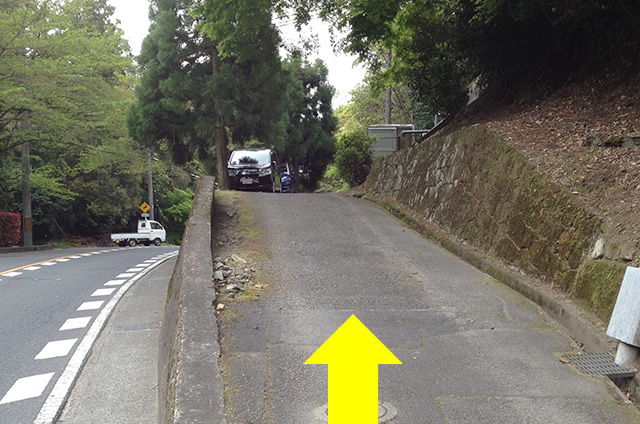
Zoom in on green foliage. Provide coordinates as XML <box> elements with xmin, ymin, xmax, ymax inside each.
<box><xmin>0</xmin><ymin>0</ymin><xmax>135</xmax><ymax>157</ymax></box>
<box><xmin>0</xmin><ymin>0</ymin><xmax>150</xmax><ymax>242</ymax></box>
<box><xmin>281</xmin><ymin>56</ymin><xmax>338</xmax><ymax>188</ymax></box>
<box><xmin>160</xmin><ymin>188</ymin><xmax>194</xmax><ymax>245</ymax></box>
<box><xmin>336</xmin><ymin>81</ymin><xmax>432</xmax><ymax>131</ymax></box>
<box><xmin>334</xmin><ymin>129</ymin><xmax>374</xmax><ymax>187</ymax></box>
<box><xmin>288</xmin><ymin>0</ymin><xmax>640</xmax><ymax>114</ymax></box>
<box><xmin>317</xmin><ymin>163</ymin><xmax>350</xmax><ymax>193</ymax></box>
<box><xmin>128</xmin><ymin>0</ymin><xmax>212</xmax><ymax>164</ymax></box>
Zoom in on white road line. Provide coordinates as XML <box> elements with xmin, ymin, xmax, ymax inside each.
<box><xmin>126</xmin><ymin>267</ymin><xmax>144</xmax><ymax>272</ymax></box>
<box><xmin>143</xmin><ymin>260</ymin><xmax>156</xmax><ymax>263</ymax></box>
<box><xmin>104</xmin><ymin>279</ymin><xmax>126</xmax><ymax>286</ymax></box>
<box><xmin>91</xmin><ymin>288</ymin><xmax>116</xmax><ymax>297</ymax></box>
<box><xmin>34</xmin><ymin>251</ymin><xmax>179</xmax><ymax>424</ymax></box>
<box><xmin>77</xmin><ymin>301</ymin><xmax>104</xmax><ymax>311</ymax></box>
<box><xmin>59</xmin><ymin>317</ymin><xmax>92</xmax><ymax>331</ymax></box>
<box><xmin>35</xmin><ymin>339</ymin><xmax>77</xmax><ymax>360</ymax></box>
<box><xmin>3</xmin><ymin>272</ymin><xmax>22</xmax><ymax>277</ymax></box>
<box><xmin>116</xmin><ymin>273</ymin><xmax>135</xmax><ymax>278</ymax></box>
<box><xmin>24</xmin><ymin>266</ymin><xmax>42</xmax><ymax>271</ymax></box>
<box><xmin>0</xmin><ymin>373</ymin><xmax>55</xmax><ymax>405</ymax></box>
<box><xmin>79</xmin><ymin>254</ymin><xmax>91</xmax><ymax>257</ymax></box>
<box><xmin>135</xmin><ymin>263</ymin><xmax>151</xmax><ymax>267</ymax></box>
<box><xmin>68</xmin><ymin>256</ymin><xmax>82</xmax><ymax>259</ymax></box>
<box><xmin>41</xmin><ymin>262</ymin><xmax>56</xmax><ymax>266</ymax></box>
<box><xmin>56</xmin><ymin>259</ymin><xmax>70</xmax><ymax>262</ymax></box>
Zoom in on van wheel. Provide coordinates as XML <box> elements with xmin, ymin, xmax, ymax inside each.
<box><xmin>153</xmin><ymin>238</ymin><xmax>162</xmax><ymax>246</ymax></box>
<box><xmin>127</xmin><ymin>239</ymin><xmax>137</xmax><ymax>247</ymax></box>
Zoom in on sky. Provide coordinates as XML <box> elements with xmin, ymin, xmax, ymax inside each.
<box><xmin>108</xmin><ymin>0</ymin><xmax>367</xmax><ymax>107</ymax></box>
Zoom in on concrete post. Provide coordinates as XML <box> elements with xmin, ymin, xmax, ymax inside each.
<box><xmin>607</xmin><ymin>266</ymin><xmax>640</xmax><ymax>366</ymax></box>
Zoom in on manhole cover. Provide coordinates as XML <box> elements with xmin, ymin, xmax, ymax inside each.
<box><xmin>564</xmin><ymin>352</ymin><xmax>637</xmax><ymax>378</ymax></box>
<box><xmin>313</xmin><ymin>402</ymin><xmax>398</xmax><ymax>422</ymax></box>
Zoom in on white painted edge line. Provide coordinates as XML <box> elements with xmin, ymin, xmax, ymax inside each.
<box><xmin>0</xmin><ymin>373</ymin><xmax>55</xmax><ymax>405</ymax></box>
<box><xmin>116</xmin><ymin>273</ymin><xmax>134</xmax><ymax>278</ymax></box>
<box><xmin>91</xmin><ymin>288</ymin><xmax>116</xmax><ymax>297</ymax></box>
<box><xmin>33</xmin><ymin>250</ymin><xmax>179</xmax><ymax>424</ymax></box>
<box><xmin>143</xmin><ymin>260</ymin><xmax>156</xmax><ymax>263</ymax></box>
<box><xmin>24</xmin><ymin>266</ymin><xmax>41</xmax><ymax>271</ymax></box>
<box><xmin>41</xmin><ymin>262</ymin><xmax>56</xmax><ymax>266</ymax></box>
<box><xmin>4</xmin><ymin>271</ymin><xmax>22</xmax><ymax>277</ymax></box>
<box><xmin>68</xmin><ymin>256</ymin><xmax>82</xmax><ymax>259</ymax></box>
<box><xmin>35</xmin><ymin>339</ymin><xmax>78</xmax><ymax>360</ymax></box>
<box><xmin>59</xmin><ymin>317</ymin><xmax>92</xmax><ymax>331</ymax></box>
<box><xmin>126</xmin><ymin>268</ymin><xmax>144</xmax><ymax>272</ymax></box>
<box><xmin>79</xmin><ymin>254</ymin><xmax>91</xmax><ymax>257</ymax></box>
<box><xmin>56</xmin><ymin>259</ymin><xmax>71</xmax><ymax>262</ymax></box>
<box><xmin>134</xmin><ymin>263</ymin><xmax>151</xmax><ymax>268</ymax></box>
<box><xmin>104</xmin><ymin>279</ymin><xmax>126</xmax><ymax>286</ymax></box>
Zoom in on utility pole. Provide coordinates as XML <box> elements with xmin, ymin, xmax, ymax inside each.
<box><xmin>212</xmin><ymin>47</ymin><xmax>229</xmax><ymax>190</ymax></box>
<box><xmin>147</xmin><ymin>148</ymin><xmax>154</xmax><ymax>221</ymax></box>
<box><xmin>21</xmin><ymin>141</ymin><xmax>33</xmax><ymax>247</ymax></box>
<box><xmin>384</xmin><ymin>50</ymin><xmax>392</xmax><ymax>125</ymax></box>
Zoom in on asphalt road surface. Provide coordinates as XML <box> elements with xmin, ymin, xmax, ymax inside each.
<box><xmin>217</xmin><ymin>192</ymin><xmax>640</xmax><ymax>424</ymax></box>
<box><xmin>0</xmin><ymin>245</ymin><xmax>178</xmax><ymax>424</ymax></box>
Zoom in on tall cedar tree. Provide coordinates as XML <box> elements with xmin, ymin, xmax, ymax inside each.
<box><xmin>128</xmin><ymin>0</ymin><xmax>213</xmax><ymax>166</ymax></box>
<box><xmin>282</xmin><ymin>56</ymin><xmax>337</xmax><ymax>187</ymax></box>
<box><xmin>198</xmin><ymin>0</ymin><xmax>289</xmax><ymax>188</ymax></box>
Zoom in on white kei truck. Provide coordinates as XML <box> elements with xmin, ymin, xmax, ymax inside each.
<box><xmin>110</xmin><ymin>219</ymin><xmax>166</xmax><ymax>247</ymax></box>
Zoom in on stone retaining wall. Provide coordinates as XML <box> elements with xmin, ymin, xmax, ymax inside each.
<box><xmin>363</xmin><ymin>124</ymin><xmax>624</xmax><ymax>323</ymax></box>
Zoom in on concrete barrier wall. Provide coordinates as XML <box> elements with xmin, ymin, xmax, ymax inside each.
<box><xmin>158</xmin><ymin>176</ymin><xmax>225</xmax><ymax>424</ymax></box>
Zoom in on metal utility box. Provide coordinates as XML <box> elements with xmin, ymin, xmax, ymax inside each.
<box><xmin>367</xmin><ymin>124</ymin><xmax>415</xmax><ymax>157</ymax></box>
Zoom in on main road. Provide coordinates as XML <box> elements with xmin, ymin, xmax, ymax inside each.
<box><xmin>0</xmin><ymin>245</ymin><xmax>178</xmax><ymax>424</ymax></box>
<box><xmin>216</xmin><ymin>192</ymin><xmax>640</xmax><ymax>424</ymax></box>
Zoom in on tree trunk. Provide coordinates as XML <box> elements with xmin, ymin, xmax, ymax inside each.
<box><xmin>212</xmin><ymin>48</ymin><xmax>229</xmax><ymax>189</ymax></box>
<box><xmin>147</xmin><ymin>148</ymin><xmax>155</xmax><ymax>220</ymax></box>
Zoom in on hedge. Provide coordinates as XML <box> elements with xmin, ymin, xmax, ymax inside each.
<box><xmin>0</xmin><ymin>212</ymin><xmax>21</xmax><ymax>247</ymax></box>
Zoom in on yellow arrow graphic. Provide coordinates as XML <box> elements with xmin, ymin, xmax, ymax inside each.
<box><xmin>305</xmin><ymin>315</ymin><xmax>402</xmax><ymax>423</ymax></box>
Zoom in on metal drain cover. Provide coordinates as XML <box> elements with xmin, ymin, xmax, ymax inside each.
<box><xmin>564</xmin><ymin>352</ymin><xmax>637</xmax><ymax>378</ymax></box>
<box><xmin>314</xmin><ymin>402</ymin><xmax>398</xmax><ymax>422</ymax></box>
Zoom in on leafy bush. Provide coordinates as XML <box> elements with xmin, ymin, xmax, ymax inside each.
<box><xmin>334</xmin><ymin>129</ymin><xmax>374</xmax><ymax>187</ymax></box>
<box><xmin>317</xmin><ymin>164</ymin><xmax>350</xmax><ymax>192</ymax></box>
<box><xmin>0</xmin><ymin>212</ymin><xmax>21</xmax><ymax>247</ymax></box>
<box><xmin>160</xmin><ymin>188</ymin><xmax>194</xmax><ymax>245</ymax></box>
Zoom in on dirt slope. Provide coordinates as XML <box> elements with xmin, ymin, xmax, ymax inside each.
<box><xmin>461</xmin><ymin>73</ymin><xmax>640</xmax><ymax>264</ymax></box>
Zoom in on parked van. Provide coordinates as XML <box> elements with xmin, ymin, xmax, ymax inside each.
<box><xmin>228</xmin><ymin>149</ymin><xmax>277</xmax><ymax>192</ymax></box>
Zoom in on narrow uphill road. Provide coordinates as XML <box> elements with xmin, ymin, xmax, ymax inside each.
<box><xmin>214</xmin><ymin>192</ymin><xmax>639</xmax><ymax>424</ymax></box>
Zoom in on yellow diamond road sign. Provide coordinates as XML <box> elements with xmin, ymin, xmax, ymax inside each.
<box><xmin>140</xmin><ymin>202</ymin><xmax>151</xmax><ymax>213</ymax></box>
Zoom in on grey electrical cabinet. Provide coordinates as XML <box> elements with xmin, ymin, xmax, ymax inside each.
<box><xmin>367</xmin><ymin>124</ymin><xmax>415</xmax><ymax>157</ymax></box>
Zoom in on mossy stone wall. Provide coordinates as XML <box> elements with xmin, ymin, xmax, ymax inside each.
<box><xmin>364</xmin><ymin>124</ymin><xmax>622</xmax><ymax>320</ymax></box>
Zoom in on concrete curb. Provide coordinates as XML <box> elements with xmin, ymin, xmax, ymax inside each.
<box><xmin>0</xmin><ymin>244</ymin><xmax>52</xmax><ymax>254</ymax></box>
<box><xmin>366</xmin><ymin>195</ymin><xmax>616</xmax><ymax>354</ymax></box>
<box><xmin>158</xmin><ymin>176</ymin><xmax>225</xmax><ymax>424</ymax></box>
